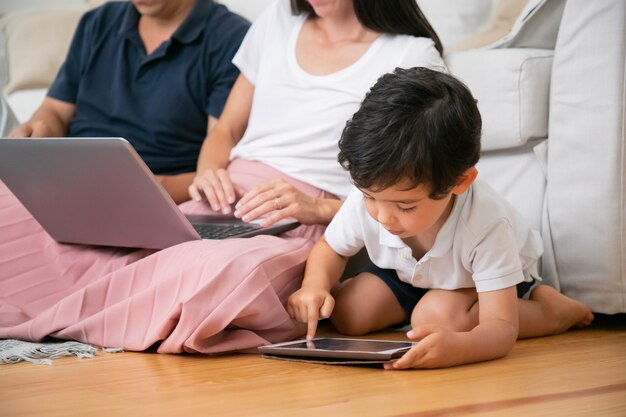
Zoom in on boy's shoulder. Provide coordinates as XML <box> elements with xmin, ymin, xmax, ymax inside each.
<box><xmin>341</xmin><ymin>187</ymin><xmax>368</xmax><ymax>216</ymax></box>
<box><xmin>457</xmin><ymin>180</ymin><xmax>522</xmax><ymax>236</ymax></box>
<box><xmin>336</xmin><ymin>187</ymin><xmax>377</xmax><ymax>227</ymax></box>
<box><xmin>467</xmin><ymin>180</ymin><xmax>510</xmax><ymax>206</ymax></box>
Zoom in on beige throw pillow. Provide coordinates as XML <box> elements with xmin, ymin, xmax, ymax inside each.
<box><xmin>452</xmin><ymin>0</ymin><xmax>530</xmax><ymax>51</ymax></box>
<box><xmin>1</xmin><ymin>6</ymin><xmax>87</xmax><ymax>94</ymax></box>
<box><xmin>85</xmin><ymin>0</ymin><xmax>109</xmax><ymax>8</ymax></box>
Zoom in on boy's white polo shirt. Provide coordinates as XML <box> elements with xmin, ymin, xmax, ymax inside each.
<box><xmin>324</xmin><ymin>181</ymin><xmax>543</xmax><ymax>293</ymax></box>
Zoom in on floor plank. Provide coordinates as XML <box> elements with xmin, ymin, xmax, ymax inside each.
<box><xmin>1</xmin><ymin>314</ymin><xmax>625</xmax><ymax>417</ymax></box>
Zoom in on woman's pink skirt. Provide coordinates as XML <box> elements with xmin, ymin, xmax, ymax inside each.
<box><xmin>0</xmin><ymin>159</ymin><xmax>334</xmax><ymax>353</ymax></box>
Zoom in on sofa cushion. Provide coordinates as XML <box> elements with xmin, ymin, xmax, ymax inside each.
<box><xmin>0</xmin><ymin>6</ymin><xmax>87</xmax><ymax>95</ymax></box>
<box><xmin>446</xmin><ymin>48</ymin><xmax>552</xmax><ymax>151</ymax></box>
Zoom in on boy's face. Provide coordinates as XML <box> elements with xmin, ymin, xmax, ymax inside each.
<box><xmin>360</xmin><ymin>179</ymin><xmax>455</xmax><ymax>240</ymax></box>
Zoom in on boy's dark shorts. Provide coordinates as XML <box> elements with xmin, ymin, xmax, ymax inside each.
<box><xmin>362</xmin><ymin>263</ymin><xmax>539</xmax><ymax>327</ymax></box>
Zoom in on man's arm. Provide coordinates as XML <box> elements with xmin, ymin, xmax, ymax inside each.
<box><xmin>162</xmin><ymin>73</ymin><xmax>253</xmax><ymax>205</ymax></box>
<box><xmin>156</xmin><ymin>115</ymin><xmax>219</xmax><ymax>204</ymax></box>
<box><xmin>156</xmin><ymin>172</ymin><xmax>197</xmax><ymax>204</ymax></box>
<box><xmin>9</xmin><ymin>97</ymin><xmax>75</xmax><ymax>138</ymax></box>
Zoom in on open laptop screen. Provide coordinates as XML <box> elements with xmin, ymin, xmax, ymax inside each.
<box><xmin>0</xmin><ymin>137</ymin><xmax>298</xmax><ymax>249</ymax></box>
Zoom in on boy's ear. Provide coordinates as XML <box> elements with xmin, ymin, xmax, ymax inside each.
<box><xmin>451</xmin><ymin>167</ymin><xmax>478</xmax><ymax>195</ymax></box>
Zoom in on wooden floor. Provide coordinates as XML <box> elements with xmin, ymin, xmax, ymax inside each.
<box><xmin>1</xmin><ymin>314</ymin><xmax>625</xmax><ymax>417</ymax></box>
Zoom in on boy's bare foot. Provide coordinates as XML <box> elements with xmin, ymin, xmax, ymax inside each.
<box><xmin>529</xmin><ymin>284</ymin><xmax>594</xmax><ymax>334</ymax></box>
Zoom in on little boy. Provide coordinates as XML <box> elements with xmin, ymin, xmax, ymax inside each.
<box><xmin>287</xmin><ymin>67</ymin><xmax>594</xmax><ymax>369</ymax></box>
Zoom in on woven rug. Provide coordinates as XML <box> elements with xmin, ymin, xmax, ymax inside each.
<box><xmin>0</xmin><ymin>339</ymin><xmax>121</xmax><ymax>365</ymax></box>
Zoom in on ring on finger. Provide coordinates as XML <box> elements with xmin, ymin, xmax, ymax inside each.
<box><xmin>274</xmin><ymin>197</ymin><xmax>282</xmax><ymax>210</ymax></box>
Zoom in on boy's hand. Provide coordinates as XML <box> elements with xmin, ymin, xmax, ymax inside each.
<box><xmin>383</xmin><ymin>325</ymin><xmax>460</xmax><ymax>370</ymax></box>
<box><xmin>287</xmin><ymin>288</ymin><xmax>335</xmax><ymax>340</ymax></box>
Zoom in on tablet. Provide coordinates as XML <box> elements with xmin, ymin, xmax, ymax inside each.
<box><xmin>258</xmin><ymin>337</ymin><xmax>415</xmax><ymax>361</ymax></box>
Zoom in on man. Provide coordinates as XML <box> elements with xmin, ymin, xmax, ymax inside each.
<box><xmin>10</xmin><ymin>0</ymin><xmax>250</xmax><ymax>203</ymax></box>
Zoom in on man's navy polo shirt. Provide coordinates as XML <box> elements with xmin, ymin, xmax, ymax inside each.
<box><xmin>48</xmin><ymin>0</ymin><xmax>249</xmax><ymax>175</ymax></box>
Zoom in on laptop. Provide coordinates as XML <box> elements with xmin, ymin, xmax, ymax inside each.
<box><xmin>0</xmin><ymin>137</ymin><xmax>299</xmax><ymax>249</ymax></box>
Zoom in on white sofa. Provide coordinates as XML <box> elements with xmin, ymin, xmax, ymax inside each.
<box><xmin>1</xmin><ymin>0</ymin><xmax>624</xmax><ymax>314</ymax></box>
<box><xmin>448</xmin><ymin>0</ymin><xmax>626</xmax><ymax>314</ymax></box>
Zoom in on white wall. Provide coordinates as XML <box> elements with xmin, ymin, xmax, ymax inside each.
<box><xmin>0</xmin><ymin>0</ymin><xmax>85</xmax><ymax>13</ymax></box>
<box><xmin>220</xmin><ymin>0</ymin><xmax>273</xmax><ymax>22</ymax></box>
<box><xmin>0</xmin><ymin>0</ymin><xmax>274</xmax><ymax>21</ymax></box>
<box><xmin>1</xmin><ymin>1</ymin><xmax>495</xmax><ymax>41</ymax></box>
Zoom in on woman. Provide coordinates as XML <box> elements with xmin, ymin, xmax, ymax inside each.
<box><xmin>0</xmin><ymin>0</ymin><xmax>444</xmax><ymax>355</ymax></box>
<box><xmin>188</xmin><ymin>0</ymin><xmax>444</xmax><ymax>225</ymax></box>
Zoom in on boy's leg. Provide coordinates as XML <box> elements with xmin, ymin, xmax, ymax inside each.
<box><xmin>410</xmin><ymin>288</ymin><xmax>479</xmax><ymax>332</ymax></box>
<box><xmin>331</xmin><ymin>272</ymin><xmax>405</xmax><ymax>336</ymax></box>
<box><xmin>517</xmin><ymin>284</ymin><xmax>594</xmax><ymax>338</ymax></box>
<box><xmin>411</xmin><ymin>284</ymin><xmax>594</xmax><ymax>338</ymax></box>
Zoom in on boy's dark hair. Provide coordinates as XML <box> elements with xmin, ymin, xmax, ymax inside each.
<box><xmin>338</xmin><ymin>67</ymin><xmax>482</xmax><ymax>200</ymax></box>
<box><xmin>290</xmin><ymin>0</ymin><xmax>443</xmax><ymax>56</ymax></box>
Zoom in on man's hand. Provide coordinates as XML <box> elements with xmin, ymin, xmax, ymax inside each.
<box><xmin>8</xmin><ymin>97</ymin><xmax>75</xmax><ymax>138</ymax></box>
<box><xmin>188</xmin><ymin>168</ymin><xmax>237</xmax><ymax>214</ymax></box>
<box><xmin>9</xmin><ymin>120</ymin><xmax>54</xmax><ymax>138</ymax></box>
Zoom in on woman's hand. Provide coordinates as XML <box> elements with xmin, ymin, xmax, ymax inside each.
<box><xmin>233</xmin><ymin>179</ymin><xmax>330</xmax><ymax>227</ymax></box>
<box><xmin>188</xmin><ymin>168</ymin><xmax>237</xmax><ymax>214</ymax></box>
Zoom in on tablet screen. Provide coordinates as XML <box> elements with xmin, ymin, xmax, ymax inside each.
<box><xmin>283</xmin><ymin>338</ymin><xmax>413</xmax><ymax>351</ymax></box>
<box><xmin>259</xmin><ymin>337</ymin><xmax>415</xmax><ymax>361</ymax></box>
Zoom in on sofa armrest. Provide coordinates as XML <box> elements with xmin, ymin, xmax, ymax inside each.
<box><xmin>446</xmin><ymin>48</ymin><xmax>552</xmax><ymax>151</ymax></box>
<box><xmin>0</xmin><ymin>94</ymin><xmax>19</xmax><ymax>135</ymax></box>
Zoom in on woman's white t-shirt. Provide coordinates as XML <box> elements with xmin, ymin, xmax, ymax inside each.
<box><xmin>230</xmin><ymin>0</ymin><xmax>445</xmax><ymax>199</ymax></box>
<box><xmin>325</xmin><ymin>182</ymin><xmax>544</xmax><ymax>293</ymax></box>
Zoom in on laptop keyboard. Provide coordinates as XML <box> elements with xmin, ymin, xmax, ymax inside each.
<box><xmin>193</xmin><ymin>223</ymin><xmax>261</xmax><ymax>240</ymax></box>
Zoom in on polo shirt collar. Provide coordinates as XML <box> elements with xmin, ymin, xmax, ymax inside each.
<box><xmin>429</xmin><ymin>189</ymin><xmax>469</xmax><ymax>257</ymax></box>
<box><xmin>118</xmin><ymin>0</ymin><xmax>215</xmax><ymax>44</ymax></box>
<box><xmin>173</xmin><ymin>0</ymin><xmax>215</xmax><ymax>44</ymax></box>
<box><xmin>379</xmin><ymin>226</ymin><xmax>405</xmax><ymax>249</ymax></box>
<box><xmin>119</xmin><ymin>4</ymin><xmax>140</xmax><ymax>37</ymax></box>
<box><xmin>377</xmin><ymin>187</ymin><xmax>471</xmax><ymax>257</ymax></box>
